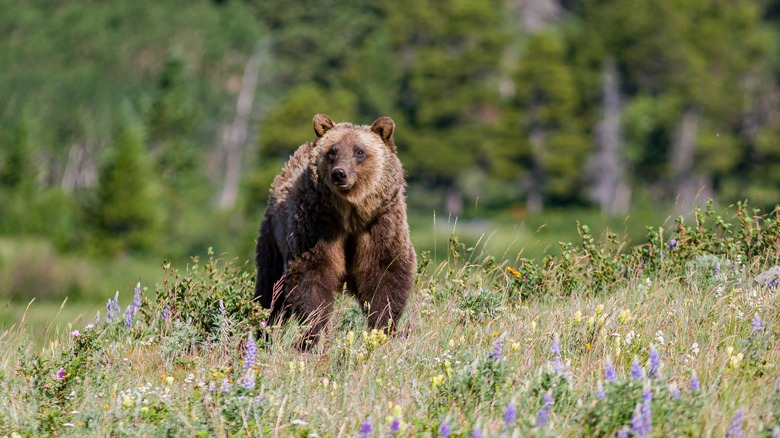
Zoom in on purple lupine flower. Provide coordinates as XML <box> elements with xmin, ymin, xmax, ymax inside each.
<box><xmin>726</xmin><ymin>409</ymin><xmax>745</xmax><ymax>438</ymax></box>
<box><xmin>690</xmin><ymin>372</ymin><xmax>700</xmax><ymax>392</ymax></box>
<box><xmin>537</xmin><ymin>390</ymin><xmax>553</xmax><ymax>427</ymax></box>
<box><xmin>489</xmin><ymin>334</ymin><xmax>504</xmax><ymax>361</ymax></box>
<box><xmin>470</xmin><ymin>428</ymin><xmax>482</xmax><ymax>438</ymax></box>
<box><xmin>106</xmin><ymin>291</ymin><xmax>121</xmax><ymax>322</ymax></box>
<box><xmin>596</xmin><ymin>381</ymin><xmax>606</xmax><ymax>399</ymax></box>
<box><xmin>358</xmin><ymin>418</ymin><xmax>372</xmax><ymax>438</ymax></box>
<box><xmin>751</xmin><ymin>313</ymin><xmax>763</xmax><ymax>332</ymax></box>
<box><xmin>648</xmin><ymin>345</ymin><xmax>661</xmax><ymax>379</ymax></box>
<box><xmin>630</xmin><ymin>402</ymin><xmax>649</xmax><ymax>437</ymax></box>
<box><xmin>605</xmin><ymin>357</ymin><xmax>617</xmax><ymax>382</ymax></box>
<box><xmin>630</xmin><ymin>356</ymin><xmax>644</xmax><ymax>380</ymax></box>
<box><xmin>95</xmin><ymin>311</ymin><xmax>100</xmax><ymax>324</ymax></box>
<box><xmin>641</xmin><ymin>386</ymin><xmax>653</xmax><ymax>435</ymax></box>
<box><xmin>551</xmin><ymin>335</ymin><xmax>561</xmax><ymax>356</ymax></box>
<box><xmin>616</xmin><ymin>426</ymin><xmax>629</xmax><ymax>438</ymax></box>
<box><xmin>161</xmin><ymin>307</ymin><xmax>170</xmax><ymax>321</ymax></box>
<box><xmin>669</xmin><ymin>384</ymin><xmax>680</xmax><ymax>400</ymax></box>
<box><xmin>504</xmin><ymin>402</ymin><xmax>517</xmax><ymax>427</ymax></box>
<box><xmin>124</xmin><ymin>283</ymin><xmax>142</xmax><ymax>327</ymax></box>
<box><xmin>221</xmin><ymin>378</ymin><xmax>231</xmax><ymax>393</ymax></box>
<box><xmin>244</xmin><ymin>337</ymin><xmax>257</xmax><ymax>370</ymax></box>
<box><xmin>715</xmin><ymin>262</ymin><xmax>721</xmax><ymax>277</ymax></box>
<box><xmin>439</xmin><ymin>419</ymin><xmax>451</xmax><ymax>437</ymax></box>
<box><xmin>668</xmin><ymin>239</ymin><xmax>677</xmax><ymax>251</ymax></box>
<box><xmin>389</xmin><ymin>417</ymin><xmax>401</xmax><ymax>434</ymax></box>
<box><xmin>56</xmin><ymin>367</ymin><xmax>65</xmax><ymax>380</ymax></box>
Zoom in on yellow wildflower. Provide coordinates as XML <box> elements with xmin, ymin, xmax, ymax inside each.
<box><xmin>574</xmin><ymin>311</ymin><xmax>583</xmax><ymax>324</ymax></box>
<box><xmin>595</xmin><ymin>304</ymin><xmax>605</xmax><ymax>317</ymax></box>
<box><xmin>507</xmin><ymin>267</ymin><xmax>522</xmax><ymax>278</ymax></box>
<box><xmin>431</xmin><ymin>374</ymin><xmax>445</xmax><ymax>387</ymax></box>
<box><xmin>585</xmin><ymin>343</ymin><xmax>591</xmax><ymax>351</ymax></box>
<box><xmin>618</xmin><ymin>309</ymin><xmax>631</xmax><ymax>324</ymax></box>
<box><xmin>729</xmin><ymin>352</ymin><xmax>744</xmax><ymax>369</ymax></box>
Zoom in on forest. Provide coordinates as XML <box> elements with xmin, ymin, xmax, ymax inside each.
<box><xmin>1</xmin><ymin>0</ymin><xmax>779</xmax><ymax>313</ymax></box>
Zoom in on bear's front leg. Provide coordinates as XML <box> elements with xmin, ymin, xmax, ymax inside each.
<box><xmin>353</xmin><ymin>217</ymin><xmax>415</xmax><ymax>332</ymax></box>
<box><xmin>283</xmin><ymin>239</ymin><xmax>346</xmax><ymax>349</ymax></box>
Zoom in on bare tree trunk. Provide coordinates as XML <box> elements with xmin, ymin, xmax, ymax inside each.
<box><xmin>216</xmin><ymin>41</ymin><xmax>265</xmax><ymax>210</ymax></box>
<box><xmin>61</xmin><ymin>141</ymin><xmax>98</xmax><ymax>192</ymax></box>
<box><xmin>527</xmin><ymin>124</ymin><xmax>545</xmax><ymax>213</ymax></box>
<box><xmin>672</xmin><ymin>108</ymin><xmax>711</xmax><ymax>215</ymax></box>
<box><xmin>590</xmin><ymin>57</ymin><xmax>630</xmax><ymax>215</ymax></box>
<box><xmin>512</xmin><ymin>0</ymin><xmax>563</xmax><ymax>34</ymax></box>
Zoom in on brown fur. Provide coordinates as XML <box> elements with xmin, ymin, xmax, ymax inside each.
<box><xmin>254</xmin><ymin>114</ymin><xmax>416</xmax><ymax>349</ymax></box>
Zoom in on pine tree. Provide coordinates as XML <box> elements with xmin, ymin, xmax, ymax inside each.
<box><xmin>95</xmin><ymin>105</ymin><xmax>161</xmax><ymax>254</ymax></box>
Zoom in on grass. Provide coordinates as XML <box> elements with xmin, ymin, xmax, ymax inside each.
<box><xmin>0</xmin><ymin>202</ymin><xmax>778</xmax><ymax>436</ymax></box>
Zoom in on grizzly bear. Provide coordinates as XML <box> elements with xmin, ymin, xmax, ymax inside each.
<box><xmin>254</xmin><ymin>114</ymin><xmax>416</xmax><ymax>349</ymax></box>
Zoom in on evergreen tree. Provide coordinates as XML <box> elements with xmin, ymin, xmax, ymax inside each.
<box><xmin>95</xmin><ymin>105</ymin><xmax>161</xmax><ymax>254</ymax></box>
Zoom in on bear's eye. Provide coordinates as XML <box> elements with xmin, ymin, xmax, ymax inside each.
<box><xmin>326</xmin><ymin>149</ymin><xmax>337</xmax><ymax>160</ymax></box>
<box><xmin>355</xmin><ymin>149</ymin><xmax>365</xmax><ymax>157</ymax></box>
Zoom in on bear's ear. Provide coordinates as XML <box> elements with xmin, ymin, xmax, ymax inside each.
<box><xmin>370</xmin><ymin>116</ymin><xmax>395</xmax><ymax>148</ymax></box>
<box><xmin>313</xmin><ymin>114</ymin><xmax>335</xmax><ymax>138</ymax></box>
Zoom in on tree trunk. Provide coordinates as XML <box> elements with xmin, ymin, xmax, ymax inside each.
<box><xmin>527</xmin><ymin>124</ymin><xmax>545</xmax><ymax>213</ymax></box>
<box><xmin>216</xmin><ymin>41</ymin><xmax>265</xmax><ymax>210</ymax></box>
<box><xmin>590</xmin><ymin>57</ymin><xmax>630</xmax><ymax>215</ymax></box>
<box><xmin>672</xmin><ymin>107</ymin><xmax>711</xmax><ymax>215</ymax></box>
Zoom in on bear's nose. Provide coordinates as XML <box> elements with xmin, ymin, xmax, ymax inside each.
<box><xmin>331</xmin><ymin>168</ymin><xmax>347</xmax><ymax>183</ymax></box>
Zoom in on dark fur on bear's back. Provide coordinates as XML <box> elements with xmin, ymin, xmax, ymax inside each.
<box><xmin>254</xmin><ymin>114</ymin><xmax>416</xmax><ymax>349</ymax></box>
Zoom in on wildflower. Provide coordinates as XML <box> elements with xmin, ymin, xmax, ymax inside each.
<box><xmin>668</xmin><ymin>239</ymin><xmax>677</xmax><ymax>251</ymax></box>
<box><xmin>471</xmin><ymin>427</ymin><xmax>483</xmax><ymax>438</ymax></box>
<box><xmin>618</xmin><ymin>309</ymin><xmax>631</xmax><ymax>324</ymax></box>
<box><xmin>751</xmin><ymin>313</ymin><xmax>763</xmax><ymax>332</ymax></box>
<box><xmin>244</xmin><ymin>337</ymin><xmax>257</xmax><ymax>370</ymax></box>
<box><xmin>537</xmin><ymin>390</ymin><xmax>553</xmax><ymax>428</ymax></box>
<box><xmin>729</xmin><ymin>352</ymin><xmax>744</xmax><ymax>369</ymax></box>
<box><xmin>654</xmin><ymin>330</ymin><xmax>665</xmax><ymax>346</ymax></box>
<box><xmin>219</xmin><ymin>299</ymin><xmax>226</xmax><ymax>314</ymax></box>
<box><xmin>94</xmin><ymin>311</ymin><xmax>100</xmax><ymax>324</ymax></box>
<box><xmin>596</xmin><ymin>381</ymin><xmax>606</xmax><ymax>399</ymax></box>
<box><xmin>507</xmin><ymin>266</ymin><xmax>521</xmax><ymax>278</ymax></box>
<box><xmin>690</xmin><ymin>342</ymin><xmax>700</xmax><ymax>356</ymax></box>
<box><xmin>616</xmin><ymin>426</ymin><xmax>629</xmax><ymax>438</ymax></box>
<box><xmin>439</xmin><ymin>419</ymin><xmax>451</xmax><ymax>437</ymax></box>
<box><xmin>641</xmin><ymin>385</ymin><xmax>653</xmax><ymax>435</ymax></box>
<box><xmin>106</xmin><ymin>292</ymin><xmax>121</xmax><ymax>322</ymax></box>
<box><xmin>161</xmin><ymin>307</ymin><xmax>170</xmax><ymax>321</ymax></box>
<box><xmin>605</xmin><ymin>357</ymin><xmax>617</xmax><ymax>382</ymax></box>
<box><xmin>624</xmin><ymin>330</ymin><xmax>637</xmax><ymax>346</ymax></box>
<box><xmin>648</xmin><ymin>345</ymin><xmax>661</xmax><ymax>379</ymax></box>
<box><xmin>504</xmin><ymin>402</ymin><xmax>517</xmax><ymax>428</ymax></box>
<box><xmin>551</xmin><ymin>335</ymin><xmax>561</xmax><ymax>356</ymax></box>
<box><xmin>70</xmin><ymin>330</ymin><xmax>80</xmax><ymax>337</ymax></box>
<box><xmin>630</xmin><ymin>402</ymin><xmax>649</xmax><ymax>437</ymax></box>
<box><xmin>221</xmin><ymin>379</ymin><xmax>231</xmax><ymax>393</ymax></box>
<box><xmin>690</xmin><ymin>372</ymin><xmax>700</xmax><ymax>392</ymax></box>
<box><xmin>56</xmin><ymin>368</ymin><xmax>65</xmax><ymax>380</ymax></box>
<box><xmin>574</xmin><ymin>310</ymin><xmax>583</xmax><ymax>324</ymax></box>
<box><xmin>726</xmin><ymin>409</ymin><xmax>744</xmax><ymax>438</ymax></box>
<box><xmin>669</xmin><ymin>383</ymin><xmax>680</xmax><ymax>400</ymax></box>
<box><xmin>85</xmin><ymin>323</ymin><xmax>94</xmax><ymax>330</ymax></box>
<box><xmin>358</xmin><ymin>418</ymin><xmax>372</xmax><ymax>438</ymax></box>
<box><xmin>550</xmin><ymin>334</ymin><xmax>566</xmax><ymax>375</ymax></box>
<box><xmin>489</xmin><ymin>332</ymin><xmax>505</xmax><ymax>361</ymax></box>
<box><xmin>388</xmin><ymin>417</ymin><xmax>401</xmax><ymax>434</ymax></box>
<box><xmin>630</xmin><ymin>356</ymin><xmax>644</xmax><ymax>380</ymax></box>
<box><xmin>124</xmin><ymin>283</ymin><xmax>142</xmax><ymax>327</ymax></box>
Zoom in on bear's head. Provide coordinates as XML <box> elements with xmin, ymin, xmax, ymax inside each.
<box><xmin>311</xmin><ymin>114</ymin><xmax>400</xmax><ymax>204</ymax></box>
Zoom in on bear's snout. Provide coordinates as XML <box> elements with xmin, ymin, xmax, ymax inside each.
<box><xmin>330</xmin><ymin>167</ymin><xmax>352</xmax><ymax>189</ymax></box>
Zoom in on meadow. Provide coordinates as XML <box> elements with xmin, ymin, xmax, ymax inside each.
<box><xmin>0</xmin><ymin>201</ymin><xmax>778</xmax><ymax>437</ymax></box>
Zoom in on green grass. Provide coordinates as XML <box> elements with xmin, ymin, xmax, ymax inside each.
<box><xmin>0</xmin><ymin>202</ymin><xmax>778</xmax><ymax>436</ymax></box>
